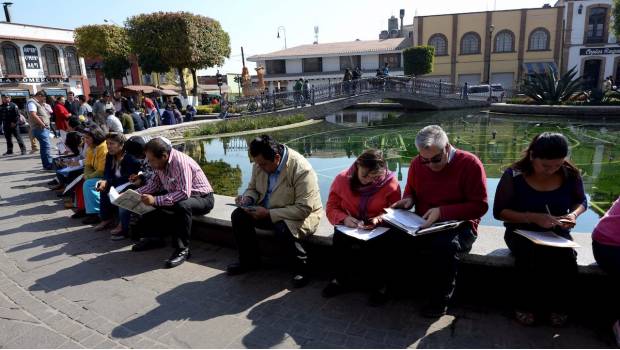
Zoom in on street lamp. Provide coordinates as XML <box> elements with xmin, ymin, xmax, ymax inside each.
<box><xmin>104</xmin><ymin>19</ymin><xmax>119</xmax><ymax>26</ymax></box>
<box><xmin>277</xmin><ymin>26</ymin><xmax>287</xmax><ymax>49</ymax></box>
<box><xmin>486</xmin><ymin>24</ymin><xmax>495</xmax><ymax>85</ymax></box>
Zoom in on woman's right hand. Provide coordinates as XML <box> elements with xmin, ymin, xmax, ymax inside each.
<box><xmin>528</xmin><ymin>212</ymin><xmax>562</xmax><ymax>229</ymax></box>
<box><xmin>343</xmin><ymin>216</ymin><xmax>361</xmax><ymax>228</ymax></box>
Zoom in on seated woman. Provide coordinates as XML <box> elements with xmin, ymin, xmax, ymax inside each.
<box><xmin>323</xmin><ymin>149</ymin><xmax>401</xmax><ymax>305</ymax></box>
<box><xmin>493</xmin><ymin>132</ymin><xmax>587</xmax><ymax>326</ymax></box>
<box><xmin>93</xmin><ymin>133</ymin><xmax>142</xmax><ymax>237</ymax></box>
<box><xmin>592</xmin><ymin>197</ymin><xmax>620</xmax><ymax>346</ymax></box>
<box><xmin>72</xmin><ymin>125</ymin><xmax>108</xmax><ymax>224</ymax></box>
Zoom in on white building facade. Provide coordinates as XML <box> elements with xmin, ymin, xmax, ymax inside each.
<box><xmin>247</xmin><ymin>38</ymin><xmax>411</xmax><ymax>93</ymax></box>
<box><xmin>0</xmin><ymin>22</ymin><xmax>88</xmax><ymax>107</ymax></box>
<box><xmin>560</xmin><ymin>0</ymin><xmax>618</xmax><ymax>89</ymax></box>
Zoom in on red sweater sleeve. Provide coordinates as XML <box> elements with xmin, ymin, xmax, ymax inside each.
<box><xmin>440</xmin><ymin>155</ymin><xmax>489</xmax><ymax>221</ymax></box>
<box><xmin>402</xmin><ymin>158</ymin><xmax>416</xmax><ymax>200</ymax></box>
<box><xmin>326</xmin><ymin>175</ymin><xmax>349</xmax><ymax>225</ymax></box>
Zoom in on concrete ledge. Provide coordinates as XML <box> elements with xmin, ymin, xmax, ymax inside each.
<box><xmin>490</xmin><ymin>103</ymin><xmax>620</xmax><ymax>117</ymax></box>
<box><xmin>197</xmin><ymin>195</ymin><xmax>602</xmax><ymax>275</ymax></box>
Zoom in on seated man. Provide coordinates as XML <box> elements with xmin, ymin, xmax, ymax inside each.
<box><xmin>227</xmin><ymin>135</ymin><xmax>323</xmax><ymax>288</ymax></box>
<box><xmin>132</xmin><ymin>137</ymin><xmax>215</xmax><ymax>268</ymax></box>
<box><xmin>391</xmin><ymin>125</ymin><xmax>488</xmax><ymax>317</ymax></box>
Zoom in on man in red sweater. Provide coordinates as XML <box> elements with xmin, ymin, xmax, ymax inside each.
<box><xmin>53</xmin><ymin>96</ymin><xmax>71</xmax><ymax>134</ymax></box>
<box><xmin>392</xmin><ymin>125</ymin><xmax>488</xmax><ymax>317</ymax></box>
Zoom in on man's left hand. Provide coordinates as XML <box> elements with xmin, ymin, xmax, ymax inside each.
<box><xmin>245</xmin><ymin>206</ymin><xmax>269</xmax><ymax>220</ymax></box>
<box><xmin>141</xmin><ymin>194</ymin><xmax>156</xmax><ymax>206</ymax></box>
<box><xmin>421</xmin><ymin>207</ymin><xmax>441</xmax><ymax>228</ymax></box>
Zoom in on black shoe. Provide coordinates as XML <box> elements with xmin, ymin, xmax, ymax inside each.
<box><xmin>322</xmin><ymin>280</ymin><xmax>347</xmax><ymax>298</ymax></box>
<box><xmin>368</xmin><ymin>288</ymin><xmax>389</xmax><ymax>307</ymax></box>
<box><xmin>291</xmin><ymin>273</ymin><xmax>309</xmax><ymax>288</ymax></box>
<box><xmin>71</xmin><ymin>210</ymin><xmax>86</xmax><ymax>219</ymax></box>
<box><xmin>131</xmin><ymin>238</ymin><xmax>166</xmax><ymax>252</ymax></box>
<box><xmin>165</xmin><ymin>248</ymin><xmax>190</xmax><ymax>268</ymax></box>
<box><xmin>3</xmin><ymin>151</ymin><xmax>13</xmax><ymax>156</ymax></box>
<box><xmin>226</xmin><ymin>261</ymin><xmax>259</xmax><ymax>276</ymax></box>
<box><xmin>20</xmin><ymin>149</ymin><xmax>26</xmax><ymax>155</ymax></box>
<box><xmin>47</xmin><ymin>179</ymin><xmax>58</xmax><ymax>186</ymax></box>
<box><xmin>421</xmin><ymin>302</ymin><xmax>448</xmax><ymax>318</ymax></box>
<box><xmin>82</xmin><ymin>215</ymin><xmax>101</xmax><ymax>225</ymax></box>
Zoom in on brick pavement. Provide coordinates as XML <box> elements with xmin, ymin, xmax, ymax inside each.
<box><xmin>0</xmin><ymin>139</ymin><xmax>614</xmax><ymax>348</ymax></box>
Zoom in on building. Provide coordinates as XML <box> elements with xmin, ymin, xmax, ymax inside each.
<box><xmin>0</xmin><ymin>22</ymin><xmax>88</xmax><ymax>107</ymax></box>
<box><xmin>559</xmin><ymin>0</ymin><xmax>618</xmax><ymax>90</ymax></box>
<box><xmin>413</xmin><ymin>5</ymin><xmax>563</xmax><ymax>89</ymax></box>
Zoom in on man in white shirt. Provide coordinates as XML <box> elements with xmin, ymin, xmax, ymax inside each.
<box><xmin>27</xmin><ymin>91</ymin><xmax>53</xmax><ymax>170</ymax></box>
<box><xmin>105</xmin><ymin>108</ymin><xmax>123</xmax><ymax>133</ymax></box>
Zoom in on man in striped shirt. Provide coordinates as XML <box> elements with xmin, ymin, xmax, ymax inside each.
<box><xmin>132</xmin><ymin>138</ymin><xmax>215</xmax><ymax>268</ymax></box>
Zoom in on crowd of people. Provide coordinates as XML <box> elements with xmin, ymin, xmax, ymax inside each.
<box><xmin>3</xmin><ymin>104</ymin><xmax>619</xmax><ymax>342</ymax></box>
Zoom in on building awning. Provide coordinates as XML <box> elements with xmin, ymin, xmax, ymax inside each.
<box><xmin>159</xmin><ymin>89</ymin><xmax>178</xmax><ymax>96</ymax></box>
<box><xmin>44</xmin><ymin>88</ymin><xmax>67</xmax><ymax>97</ymax></box>
<box><xmin>121</xmin><ymin>85</ymin><xmax>160</xmax><ymax>94</ymax></box>
<box><xmin>523</xmin><ymin>62</ymin><xmax>558</xmax><ymax>76</ymax></box>
<box><xmin>0</xmin><ymin>89</ymin><xmax>30</xmax><ymax>98</ymax></box>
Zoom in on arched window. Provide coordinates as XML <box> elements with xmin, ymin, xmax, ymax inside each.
<box><xmin>41</xmin><ymin>45</ymin><xmax>61</xmax><ymax>76</ymax></box>
<box><xmin>64</xmin><ymin>46</ymin><xmax>81</xmax><ymax>76</ymax></box>
<box><xmin>528</xmin><ymin>28</ymin><xmax>550</xmax><ymax>51</ymax></box>
<box><xmin>428</xmin><ymin>34</ymin><xmax>448</xmax><ymax>56</ymax></box>
<box><xmin>1</xmin><ymin>42</ymin><xmax>22</xmax><ymax>75</ymax></box>
<box><xmin>460</xmin><ymin>32</ymin><xmax>481</xmax><ymax>55</ymax></box>
<box><xmin>494</xmin><ymin>30</ymin><xmax>514</xmax><ymax>53</ymax></box>
<box><xmin>586</xmin><ymin>7</ymin><xmax>607</xmax><ymax>43</ymax></box>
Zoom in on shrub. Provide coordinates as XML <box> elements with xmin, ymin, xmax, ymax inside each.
<box><xmin>186</xmin><ymin>114</ymin><xmax>307</xmax><ymax>137</ymax></box>
<box><xmin>520</xmin><ymin>66</ymin><xmax>582</xmax><ymax>105</ymax></box>
<box><xmin>403</xmin><ymin>46</ymin><xmax>434</xmax><ymax>76</ymax></box>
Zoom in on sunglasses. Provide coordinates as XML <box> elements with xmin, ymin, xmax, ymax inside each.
<box><xmin>419</xmin><ymin>151</ymin><xmax>444</xmax><ymax>164</ymax></box>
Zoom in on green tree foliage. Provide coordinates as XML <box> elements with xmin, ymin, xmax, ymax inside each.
<box><xmin>613</xmin><ymin>0</ymin><xmax>620</xmax><ymax>38</ymax></box>
<box><xmin>521</xmin><ymin>66</ymin><xmax>582</xmax><ymax>105</ymax></box>
<box><xmin>138</xmin><ymin>52</ymin><xmax>170</xmax><ymax>74</ymax></box>
<box><xmin>126</xmin><ymin>12</ymin><xmax>231</xmax><ymax>97</ymax></box>
<box><xmin>403</xmin><ymin>46</ymin><xmax>434</xmax><ymax>76</ymax></box>
<box><xmin>102</xmin><ymin>55</ymin><xmax>131</xmax><ymax>81</ymax></box>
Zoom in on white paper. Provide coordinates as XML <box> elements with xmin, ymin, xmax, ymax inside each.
<box><xmin>335</xmin><ymin>225</ymin><xmax>390</xmax><ymax>241</ymax></box>
<box><xmin>115</xmin><ymin>182</ymin><xmax>131</xmax><ymax>192</ymax></box>
<box><xmin>62</xmin><ymin>174</ymin><xmax>84</xmax><ymax>195</ymax></box>
<box><xmin>514</xmin><ymin>229</ymin><xmax>581</xmax><ymax>248</ymax></box>
<box><xmin>109</xmin><ymin>188</ymin><xmax>155</xmax><ymax>215</ymax></box>
<box><xmin>383</xmin><ymin>208</ymin><xmax>425</xmax><ymax>229</ymax></box>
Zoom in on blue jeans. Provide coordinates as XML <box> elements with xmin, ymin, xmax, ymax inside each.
<box><xmin>31</xmin><ymin>127</ymin><xmax>52</xmax><ymax>169</ymax></box>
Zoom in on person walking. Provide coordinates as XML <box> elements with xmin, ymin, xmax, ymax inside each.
<box><xmin>0</xmin><ymin>94</ymin><xmax>26</xmax><ymax>155</ymax></box>
<box><xmin>27</xmin><ymin>91</ymin><xmax>54</xmax><ymax>170</ymax></box>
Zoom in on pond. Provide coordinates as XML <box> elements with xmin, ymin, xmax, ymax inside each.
<box><xmin>179</xmin><ymin>108</ymin><xmax>620</xmax><ymax>233</ymax></box>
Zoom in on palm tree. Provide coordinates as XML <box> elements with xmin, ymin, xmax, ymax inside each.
<box><xmin>520</xmin><ymin>66</ymin><xmax>582</xmax><ymax>105</ymax></box>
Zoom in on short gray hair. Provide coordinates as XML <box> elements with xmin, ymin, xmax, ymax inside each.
<box><xmin>415</xmin><ymin>125</ymin><xmax>449</xmax><ymax>150</ymax></box>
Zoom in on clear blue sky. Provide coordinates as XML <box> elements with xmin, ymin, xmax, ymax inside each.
<box><xmin>12</xmin><ymin>0</ymin><xmax>550</xmax><ymax>75</ymax></box>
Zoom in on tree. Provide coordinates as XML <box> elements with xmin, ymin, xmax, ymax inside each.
<box><xmin>138</xmin><ymin>52</ymin><xmax>170</xmax><ymax>75</ymax></box>
<box><xmin>613</xmin><ymin>0</ymin><xmax>620</xmax><ymax>38</ymax></box>
<box><xmin>403</xmin><ymin>46</ymin><xmax>435</xmax><ymax>76</ymax></box>
<box><xmin>521</xmin><ymin>66</ymin><xmax>582</xmax><ymax>105</ymax></box>
<box><xmin>126</xmin><ymin>12</ymin><xmax>231</xmax><ymax>98</ymax></box>
<box><xmin>74</xmin><ymin>25</ymin><xmax>130</xmax><ymax>92</ymax></box>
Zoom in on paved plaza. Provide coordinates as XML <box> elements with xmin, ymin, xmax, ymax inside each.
<box><xmin>0</xmin><ymin>140</ymin><xmax>615</xmax><ymax>348</ymax></box>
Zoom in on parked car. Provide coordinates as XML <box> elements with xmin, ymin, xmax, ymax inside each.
<box><xmin>466</xmin><ymin>84</ymin><xmax>505</xmax><ymax>102</ymax></box>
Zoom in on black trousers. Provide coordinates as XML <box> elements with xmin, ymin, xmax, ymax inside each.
<box><xmin>592</xmin><ymin>240</ymin><xmax>620</xmax><ymax>319</ymax></box>
<box><xmin>137</xmin><ymin>192</ymin><xmax>214</xmax><ymax>249</ymax></box>
<box><xmin>3</xmin><ymin>125</ymin><xmax>25</xmax><ymax>153</ymax></box>
<box><xmin>505</xmin><ymin>229</ymin><xmax>577</xmax><ymax>311</ymax></box>
<box><xmin>392</xmin><ymin>224</ymin><xmax>476</xmax><ymax>304</ymax></box>
<box><xmin>231</xmin><ymin>208</ymin><xmax>308</xmax><ymax>272</ymax></box>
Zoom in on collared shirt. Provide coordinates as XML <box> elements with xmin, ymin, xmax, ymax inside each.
<box><xmin>137</xmin><ymin>148</ymin><xmax>213</xmax><ymax>206</ymax></box>
<box><xmin>262</xmin><ymin>147</ymin><xmax>288</xmax><ymax>208</ymax></box>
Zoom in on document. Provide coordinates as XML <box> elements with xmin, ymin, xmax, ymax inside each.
<box><xmin>108</xmin><ymin>187</ymin><xmax>155</xmax><ymax>215</ymax></box>
<box><xmin>115</xmin><ymin>182</ymin><xmax>131</xmax><ymax>193</ymax></box>
<box><xmin>514</xmin><ymin>229</ymin><xmax>580</xmax><ymax>248</ymax></box>
<box><xmin>335</xmin><ymin>225</ymin><xmax>390</xmax><ymax>241</ymax></box>
<box><xmin>383</xmin><ymin>208</ymin><xmax>462</xmax><ymax>236</ymax></box>
<box><xmin>62</xmin><ymin>174</ymin><xmax>84</xmax><ymax>195</ymax></box>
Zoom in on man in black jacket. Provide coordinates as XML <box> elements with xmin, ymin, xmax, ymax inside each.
<box><xmin>0</xmin><ymin>94</ymin><xmax>26</xmax><ymax>155</ymax></box>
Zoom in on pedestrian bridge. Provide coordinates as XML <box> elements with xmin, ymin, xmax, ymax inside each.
<box><xmin>232</xmin><ymin>77</ymin><xmax>490</xmax><ymax>119</ymax></box>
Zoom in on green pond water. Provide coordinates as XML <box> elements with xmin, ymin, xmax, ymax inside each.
<box><xmin>180</xmin><ymin>108</ymin><xmax>620</xmax><ymax>233</ymax></box>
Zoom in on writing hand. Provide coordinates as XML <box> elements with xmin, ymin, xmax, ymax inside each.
<box><xmin>343</xmin><ymin>216</ymin><xmax>361</xmax><ymax>228</ymax></box>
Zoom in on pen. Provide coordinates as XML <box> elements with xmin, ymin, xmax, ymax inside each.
<box><xmin>545</xmin><ymin>204</ymin><xmax>552</xmax><ymax>216</ymax></box>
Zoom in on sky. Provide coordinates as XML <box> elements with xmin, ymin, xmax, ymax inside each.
<box><xmin>12</xmin><ymin>0</ymin><xmax>552</xmax><ymax>76</ymax></box>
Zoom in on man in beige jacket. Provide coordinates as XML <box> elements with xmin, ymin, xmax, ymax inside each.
<box><xmin>227</xmin><ymin>135</ymin><xmax>323</xmax><ymax>288</ymax></box>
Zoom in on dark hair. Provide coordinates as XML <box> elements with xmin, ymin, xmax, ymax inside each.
<box><xmin>34</xmin><ymin>91</ymin><xmax>46</xmax><ymax>97</ymax></box>
<box><xmin>249</xmin><ymin>134</ymin><xmax>283</xmax><ymax>161</ymax></box>
<box><xmin>512</xmin><ymin>132</ymin><xmax>580</xmax><ymax>177</ymax></box>
<box><xmin>105</xmin><ymin>108</ymin><xmax>114</xmax><ymax>114</ymax></box>
<box><xmin>350</xmin><ymin>149</ymin><xmax>387</xmax><ymax>191</ymax></box>
<box><xmin>78</xmin><ymin>95</ymin><xmax>86</xmax><ymax>102</ymax></box>
<box><xmin>125</xmin><ymin>136</ymin><xmax>147</xmax><ymax>158</ymax></box>
<box><xmin>65</xmin><ymin>131</ymin><xmax>82</xmax><ymax>155</ymax></box>
<box><xmin>105</xmin><ymin>132</ymin><xmax>126</xmax><ymax>146</ymax></box>
<box><xmin>68</xmin><ymin>116</ymin><xmax>81</xmax><ymax>128</ymax></box>
<box><xmin>115</xmin><ymin>111</ymin><xmax>123</xmax><ymax>118</ymax></box>
<box><xmin>83</xmin><ymin>125</ymin><xmax>106</xmax><ymax>145</ymax></box>
<box><xmin>144</xmin><ymin>138</ymin><xmax>172</xmax><ymax>159</ymax></box>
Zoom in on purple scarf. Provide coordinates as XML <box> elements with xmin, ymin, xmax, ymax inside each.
<box><xmin>347</xmin><ymin>164</ymin><xmax>395</xmax><ymax>221</ymax></box>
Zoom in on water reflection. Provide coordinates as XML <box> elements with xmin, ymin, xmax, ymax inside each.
<box><xmin>181</xmin><ymin>109</ymin><xmax>620</xmax><ymax>232</ymax></box>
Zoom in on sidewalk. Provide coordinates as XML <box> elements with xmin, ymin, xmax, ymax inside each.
<box><xmin>0</xmin><ymin>140</ymin><xmax>614</xmax><ymax>348</ymax></box>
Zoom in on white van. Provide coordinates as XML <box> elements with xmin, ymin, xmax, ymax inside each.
<box><xmin>465</xmin><ymin>84</ymin><xmax>505</xmax><ymax>102</ymax></box>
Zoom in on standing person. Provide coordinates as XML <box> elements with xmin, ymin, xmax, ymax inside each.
<box><xmin>462</xmin><ymin>82</ymin><xmax>469</xmax><ymax>101</ymax></box>
<box><xmin>293</xmin><ymin>78</ymin><xmax>303</xmax><ymax>107</ymax></box>
<box><xmin>352</xmin><ymin>67</ymin><xmax>362</xmax><ymax>94</ymax></box>
<box><xmin>66</xmin><ymin>91</ymin><xmax>80</xmax><ymax>117</ymax></box>
<box><xmin>172</xmin><ymin>105</ymin><xmax>183</xmax><ymax>124</ymax></box>
<box><xmin>493</xmin><ymin>132</ymin><xmax>586</xmax><ymax>326</ymax></box>
<box><xmin>591</xmin><ymin>197</ymin><xmax>620</xmax><ymax>346</ymax></box>
<box><xmin>142</xmin><ymin>95</ymin><xmax>158</xmax><ymax>128</ymax></box>
<box><xmin>1</xmin><ymin>94</ymin><xmax>26</xmax><ymax>155</ymax></box>
<box><xmin>391</xmin><ymin>125</ymin><xmax>488</xmax><ymax>317</ymax></box>
<box><xmin>93</xmin><ymin>91</ymin><xmax>114</xmax><ymax>122</ymax></box>
<box><xmin>302</xmin><ymin>80</ymin><xmax>310</xmax><ymax>106</ymax></box>
<box><xmin>106</xmin><ymin>109</ymin><xmax>123</xmax><ymax>133</ymax></box>
<box><xmin>160</xmin><ymin>105</ymin><xmax>176</xmax><ymax>125</ymax></box>
<box><xmin>27</xmin><ymin>91</ymin><xmax>54</xmax><ymax>170</ymax></box>
<box><xmin>78</xmin><ymin>95</ymin><xmax>93</xmax><ymax>117</ymax></box>
<box><xmin>132</xmin><ymin>138</ymin><xmax>215</xmax><ymax>268</ymax></box>
<box><xmin>382</xmin><ymin>62</ymin><xmax>390</xmax><ymax>76</ymax></box>
<box><xmin>173</xmin><ymin>96</ymin><xmax>183</xmax><ymax>111</ymax></box>
<box><xmin>130</xmin><ymin>108</ymin><xmax>146</xmax><ymax>131</ymax></box>
<box><xmin>226</xmin><ymin>135</ymin><xmax>323</xmax><ymax>287</ymax></box>
<box><xmin>184</xmin><ymin>104</ymin><xmax>196</xmax><ymax>122</ymax></box>
<box><xmin>343</xmin><ymin>69</ymin><xmax>353</xmax><ymax>95</ymax></box>
<box><xmin>53</xmin><ymin>96</ymin><xmax>71</xmax><ymax>137</ymax></box>
<box><xmin>322</xmin><ymin>149</ymin><xmax>401</xmax><ymax>304</ymax></box>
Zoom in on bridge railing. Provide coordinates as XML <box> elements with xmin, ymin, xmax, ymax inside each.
<box><xmin>229</xmin><ymin>76</ymin><xmax>514</xmax><ymax>115</ymax></box>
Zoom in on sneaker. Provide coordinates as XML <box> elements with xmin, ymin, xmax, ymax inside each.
<box><xmin>613</xmin><ymin>320</ymin><xmax>620</xmax><ymax>347</ymax></box>
<box><xmin>2</xmin><ymin>151</ymin><xmax>13</xmax><ymax>156</ymax></box>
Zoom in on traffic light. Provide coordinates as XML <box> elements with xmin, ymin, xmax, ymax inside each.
<box><xmin>216</xmin><ymin>71</ymin><xmax>223</xmax><ymax>87</ymax></box>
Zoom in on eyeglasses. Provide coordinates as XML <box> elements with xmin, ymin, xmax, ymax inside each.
<box><xmin>419</xmin><ymin>151</ymin><xmax>444</xmax><ymax>164</ymax></box>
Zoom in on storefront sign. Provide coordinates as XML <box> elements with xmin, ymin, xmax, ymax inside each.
<box><xmin>22</xmin><ymin>45</ymin><xmax>40</xmax><ymax>69</ymax></box>
<box><xmin>0</xmin><ymin>90</ymin><xmax>30</xmax><ymax>97</ymax></box>
<box><xmin>580</xmin><ymin>47</ymin><xmax>620</xmax><ymax>56</ymax></box>
<box><xmin>0</xmin><ymin>77</ymin><xmax>69</xmax><ymax>83</ymax></box>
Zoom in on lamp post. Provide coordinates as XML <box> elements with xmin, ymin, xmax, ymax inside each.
<box><xmin>103</xmin><ymin>18</ymin><xmax>120</xmax><ymax>26</ymax></box>
<box><xmin>277</xmin><ymin>26</ymin><xmax>287</xmax><ymax>49</ymax></box>
<box><xmin>486</xmin><ymin>24</ymin><xmax>495</xmax><ymax>85</ymax></box>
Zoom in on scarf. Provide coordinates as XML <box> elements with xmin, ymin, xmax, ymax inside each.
<box><xmin>347</xmin><ymin>163</ymin><xmax>395</xmax><ymax>221</ymax></box>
